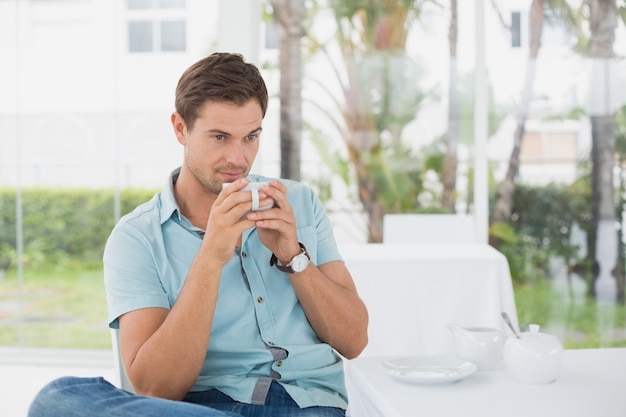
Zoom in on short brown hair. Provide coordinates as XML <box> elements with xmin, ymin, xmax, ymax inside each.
<box><xmin>175</xmin><ymin>52</ymin><xmax>269</xmax><ymax>130</ymax></box>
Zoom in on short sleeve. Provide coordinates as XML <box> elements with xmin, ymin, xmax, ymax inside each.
<box><xmin>103</xmin><ymin>225</ymin><xmax>170</xmax><ymax>329</ymax></box>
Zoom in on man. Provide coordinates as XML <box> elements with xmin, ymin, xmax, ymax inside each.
<box><xmin>28</xmin><ymin>52</ymin><xmax>368</xmax><ymax>417</ymax></box>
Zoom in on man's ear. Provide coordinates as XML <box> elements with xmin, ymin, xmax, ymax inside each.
<box><xmin>171</xmin><ymin>112</ymin><xmax>187</xmax><ymax>145</ymax></box>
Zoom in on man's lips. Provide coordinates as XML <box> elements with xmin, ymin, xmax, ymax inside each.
<box><xmin>220</xmin><ymin>172</ymin><xmax>244</xmax><ymax>182</ymax></box>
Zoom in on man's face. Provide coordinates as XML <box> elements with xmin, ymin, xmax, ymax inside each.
<box><xmin>175</xmin><ymin>100</ymin><xmax>263</xmax><ymax>195</ymax></box>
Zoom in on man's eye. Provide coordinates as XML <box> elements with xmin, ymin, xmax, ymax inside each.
<box><xmin>214</xmin><ymin>135</ymin><xmax>225</xmax><ymax>141</ymax></box>
<box><xmin>246</xmin><ymin>135</ymin><xmax>257</xmax><ymax>141</ymax></box>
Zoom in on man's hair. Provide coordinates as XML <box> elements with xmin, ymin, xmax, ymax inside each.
<box><xmin>175</xmin><ymin>52</ymin><xmax>269</xmax><ymax>130</ymax></box>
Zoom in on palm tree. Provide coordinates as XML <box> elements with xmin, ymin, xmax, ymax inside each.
<box><xmin>309</xmin><ymin>0</ymin><xmax>430</xmax><ymax>242</ymax></box>
<box><xmin>272</xmin><ymin>0</ymin><xmax>306</xmax><ymax>180</ymax></box>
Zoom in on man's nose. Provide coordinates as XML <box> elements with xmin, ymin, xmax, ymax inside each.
<box><xmin>224</xmin><ymin>142</ymin><xmax>246</xmax><ymax>165</ymax></box>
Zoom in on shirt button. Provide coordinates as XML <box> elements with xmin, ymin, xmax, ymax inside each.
<box><xmin>257</xmin><ymin>296</ymin><xmax>264</xmax><ymax>303</ymax></box>
<box><xmin>276</xmin><ymin>361</ymin><xmax>283</xmax><ymax>367</ymax></box>
<box><xmin>268</xmin><ymin>341</ymin><xmax>275</xmax><ymax>346</ymax></box>
<box><xmin>242</xmin><ymin>252</ymin><xmax>248</xmax><ymax>258</ymax></box>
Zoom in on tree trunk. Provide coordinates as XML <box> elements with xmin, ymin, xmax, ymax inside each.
<box><xmin>490</xmin><ymin>0</ymin><xmax>544</xmax><ymax>235</ymax></box>
<box><xmin>272</xmin><ymin>0</ymin><xmax>305</xmax><ymax>181</ymax></box>
<box><xmin>588</xmin><ymin>0</ymin><xmax>621</xmax><ymax>302</ymax></box>
<box><xmin>354</xmin><ymin>157</ymin><xmax>386</xmax><ymax>243</ymax></box>
<box><xmin>442</xmin><ymin>0</ymin><xmax>459</xmax><ymax>212</ymax></box>
<box><xmin>343</xmin><ymin>75</ymin><xmax>385</xmax><ymax>242</ymax></box>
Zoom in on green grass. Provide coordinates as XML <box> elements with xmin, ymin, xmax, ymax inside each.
<box><xmin>513</xmin><ymin>279</ymin><xmax>626</xmax><ymax>349</ymax></box>
<box><xmin>1</xmin><ymin>267</ymin><xmax>625</xmax><ymax>350</ymax></box>
<box><xmin>0</xmin><ymin>268</ymin><xmax>111</xmax><ymax>349</ymax></box>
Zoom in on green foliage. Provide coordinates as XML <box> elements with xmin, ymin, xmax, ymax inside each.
<box><xmin>489</xmin><ymin>222</ymin><xmax>517</xmax><ymax>244</ymax></box>
<box><xmin>0</xmin><ymin>188</ymin><xmax>157</xmax><ymax>270</ymax></box>
<box><xmin>353</xmin><ymin>52</ymin><xmax>429</xmax><ymax>129</ymax></box>
<box><xmin>495</xmin><ymin>179</ymin><xmax>593</xmax><ymax>286</ymax></box>
<box><xmin>360</xmin><ymin>142</ymin><xmax>425</xmax><ymax>213</ymax></box>
<box><xmin>328</xmin><ymin>0</ymin><xmax>423</xmax><ymax>49</ymax></box>
<box><xmin>306</xmin><ymin>51</ymin><xmax>436</xmax><ymax>217</ymax></box>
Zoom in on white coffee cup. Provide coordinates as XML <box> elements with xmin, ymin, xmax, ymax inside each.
<box><xmin>222</xmin><ymin>181</ymin><xmax>274</xmax><ymax>211</ymax></box>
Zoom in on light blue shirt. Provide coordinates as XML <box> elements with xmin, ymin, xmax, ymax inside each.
<box><xmin>103</xmin><ymin>168</ymin><xmax>347</xmax><ymax>409</ymax></box>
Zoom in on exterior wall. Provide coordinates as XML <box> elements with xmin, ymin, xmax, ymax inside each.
<box><xmin>0</xmin><ymin>0</ymin><xmax>280</xmax><ymax>189</ymax></box>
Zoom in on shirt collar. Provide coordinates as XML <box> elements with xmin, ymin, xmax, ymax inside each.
<box><xmin>159</xmin><ymin>166</ymin><xmax>182</xmax><ymax>224</ymax></box>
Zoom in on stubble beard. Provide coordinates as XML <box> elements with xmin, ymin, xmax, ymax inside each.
<box><xmin>203</xmin><ymin>176</ymin><xmax>224</xmax><ymax>196</ymax></box>
<box><xmin>196</xmin><ymin>164</ymin><xmax>249</xmax><ymax>196</ymax></box>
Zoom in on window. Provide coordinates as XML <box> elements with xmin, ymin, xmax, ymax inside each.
<box><xmin>521</xmin><ymin>132</ymin><xmax>578</xmax><ymax>164</ymax></box>
<box><xmin>265</xmin><ymin>22</ymin><xmax>278</xmax><ymax>49</ymax></box>
<box><xmin>161</xmin><ymin>20</ymin><xmax>186</xmax><ymax>51</ymax></box>
<box><xmin>511</xmin><ymin>9</ymin><xmax>572</xmax><ymax>49</ymax></box>
<box><xmin>511</xmin><ymin>12</ymin><xmax>521</xmax><ymax>48</ymax></box>
<box><xmin>126</xmin><ymin>0</ymin><xmax>187</xmax><ymax>53</ymax></box>
<box><xmin>128</xmin><ymin>0</ymin><xmax>186</xmax><ymax>9</ymax></box>
<box><xmin>29</xmin><ymin>0</ymin><xmax>94</xmax><ymax>61</ymax></box>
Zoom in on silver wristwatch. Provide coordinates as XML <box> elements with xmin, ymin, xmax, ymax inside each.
<box><xmin>270</xmin><ymin>243</ymin><xmax>310</xmax><ymax>273</ymax></box>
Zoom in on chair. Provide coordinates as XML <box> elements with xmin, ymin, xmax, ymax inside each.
<box><xmin>110</xmin><ymin>329</ymin><xmax>135</xmax><ymax>393</ymax></box>
<box><xmin>382</xmin><ymin>214</ymin><xmax>476</xmax><ymax>244</ymax></box>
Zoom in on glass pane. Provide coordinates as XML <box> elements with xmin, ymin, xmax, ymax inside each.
<box><xmin>265</xmin><ymin>22</ymin><xmax>278</xmax><ymax>49</ymax></box>
<box><xmin>298</xmin><ymin>1</ymin><xmax>626</xmax><ymax>349</ymax></box>
<box><xmin>127</xmin><ymin>0</ymin><xmax>153</xmax><ymax>10</ymax></box>
<box><xmin>158</xmin><ymin>0</ymin><xmax>186</xmax><ymax>8</ymax></box>
<box><xmin>1</xmin><ymin>0</ymin><xmax>219</xmax><ymax>354</ymax></box>
<box><xmin>160</xmin><ymin>20</ymin><xmax>186</xmax><ymax>52</ymax></box>
<box><xmin>128</xmin><ymin>20</ymin><xmax>153</xmax><ymax>52</ymax></box>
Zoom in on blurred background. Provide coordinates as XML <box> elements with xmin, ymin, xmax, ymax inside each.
<box><xmin>1</xmin><ymin>0</ymin><xmax>626</xmax><ymax>351</ymax></box>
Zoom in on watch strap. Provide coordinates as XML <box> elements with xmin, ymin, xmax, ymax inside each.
<box><xmin>270</xmin><ymin>242</ymin><xmax>310</xmax><ymax>273</ymax></box>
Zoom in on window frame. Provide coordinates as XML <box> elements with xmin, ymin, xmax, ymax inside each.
<box><xmin>125</xmin><ymin>0</ymin><xmax>187</xmax><ymax>54</ymax></box>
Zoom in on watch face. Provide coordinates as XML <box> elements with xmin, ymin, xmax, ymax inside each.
<box><xmin>292</xmin><ymin>254</ymin><xmax>309</xmax><ymax>272</ymax></box>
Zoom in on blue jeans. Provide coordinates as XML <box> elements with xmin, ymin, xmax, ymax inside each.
<box><xmin>28</xmin><ymin>376</ymin><xmax>346</xmax><ymax>417</ymax></box>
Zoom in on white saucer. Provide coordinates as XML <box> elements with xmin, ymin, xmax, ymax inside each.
<box><xmin>379</xmin><ymin>355</ymin><xmax>477</xmax><ymax>384</ymax></box>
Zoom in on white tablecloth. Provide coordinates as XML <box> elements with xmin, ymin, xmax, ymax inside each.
<box><xmin>339</xmin><ymin>244</ymin><xmax>518</xmax><ymax>356</ymax></box>
<box><xmin>344</xmin><ymin>348</ymin><xmax>626</xmax><ymax>417</ymax></box>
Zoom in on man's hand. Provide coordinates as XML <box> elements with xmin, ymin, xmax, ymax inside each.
<box><xmin>203</xmin><ymin>178</ymin><xmax>260</xmax><ymax>264</ymax></box>
<box><xmin>245</xmin><ymin>180</ymin><xmax>301</xmax><ymax>263</ymax></box>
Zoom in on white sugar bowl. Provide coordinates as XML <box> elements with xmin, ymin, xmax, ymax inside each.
<box><xmin>503</xmin><ymin>324</ymin><xmax>563</xmax><ymax>384</ymax></box>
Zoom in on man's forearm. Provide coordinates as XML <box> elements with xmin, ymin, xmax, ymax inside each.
<box><xmin>289</xmin><ymin>261</ymin><xmax>369</xmax><ymax>359</ymax></box>
<box><xmin>123</xmin><ymin>257</ymin><xmax>223</xmax><ymax>400</ymax></box>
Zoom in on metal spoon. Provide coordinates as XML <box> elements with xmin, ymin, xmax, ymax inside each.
<box><xmin>501</xmin><ymin>312</ymin><xmax>521</xmax><ymax>339</ymax></box>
